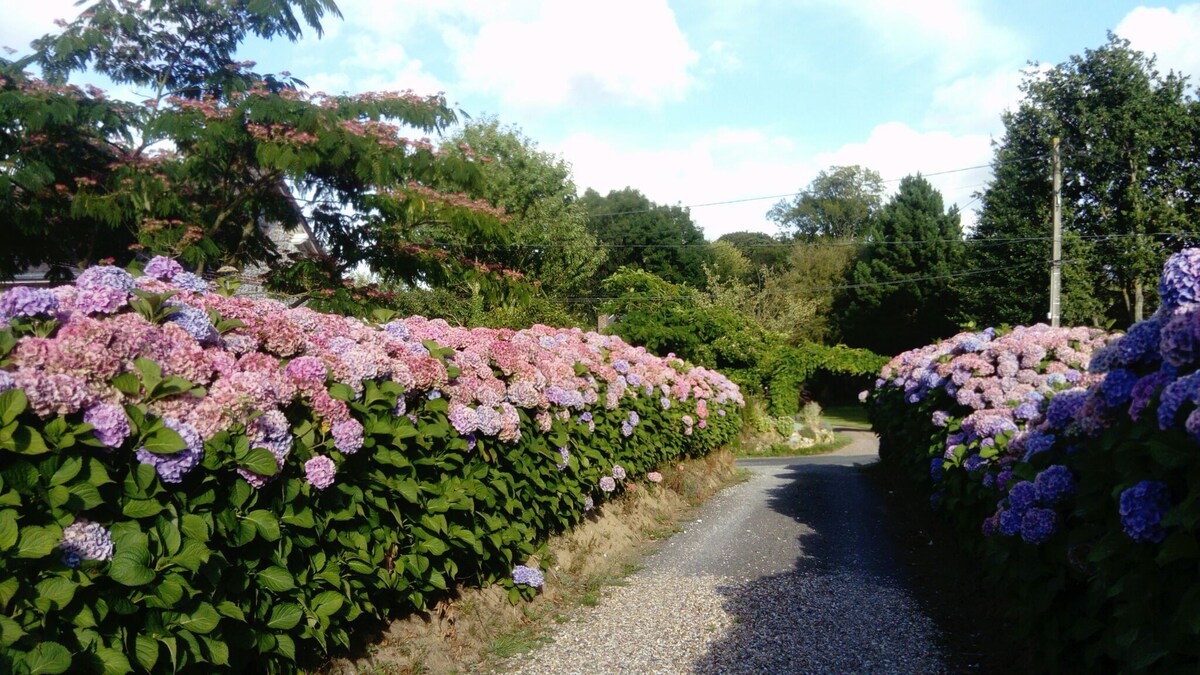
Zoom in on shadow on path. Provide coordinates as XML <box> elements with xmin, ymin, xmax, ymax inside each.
<box><xmin>694</xmin><ymin>458</ymin><xmax>949</xmax><ymax>673</ymax></box>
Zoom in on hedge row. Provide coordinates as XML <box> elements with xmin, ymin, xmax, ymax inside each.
<box><xmin>868</xmin><ymin>249</ymin><xmax>1200</xmax><ymax>670</ymax></box>
<box><xmin>0</xmin><ymin>258</ymin><xmax>743</xmax><ymax>673</ymax></box>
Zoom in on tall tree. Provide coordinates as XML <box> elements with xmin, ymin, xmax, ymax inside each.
<box><xmin>4</xmin><ymin>0</ymin><xmax>526</xmax><ymax>307</ymax></box>
<box><xmin>754</xmin><ymin>240</ymin><xmax>858</xmax><ymax>345</ymax></box>
<box><xmin>581</xmin><ymin>187</ymin><xmax>711</xmax><ymax>289</ymax></box>
<box><xmin>716</xmin><ymin>230</ymin><xmax>790</xmax><ymax>272</ymax></box>
<box><xmin>837</xmin><ymin>175</ymin><xmax>964</xmax><ymax>355</ymax></box>
<box><xmin>967</xmin><ymin>34</ymin><xmax>1200</xmax><ymax>327</ymax></box>
<box><xmin>768</xmin><ymin>165</ymin><xmax>886</xmax><ymax>241</ymax></box>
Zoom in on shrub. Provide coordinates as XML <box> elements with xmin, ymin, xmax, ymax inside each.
<box><xmin>0</xmin><ymin>258</ymin><xmax>743</xmax><ymax>673</ymax></box>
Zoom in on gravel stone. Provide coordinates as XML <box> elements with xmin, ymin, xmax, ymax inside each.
<box><xmin>506</xmin><ymin>431</ymin><xmax>949</xmax><ymax>674</ymax></box>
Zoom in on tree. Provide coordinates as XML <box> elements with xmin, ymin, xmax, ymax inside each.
<box><xmin>768</xmin><ymin>165</ymin><xmax>886</xmax><ymax>241</ymax></box>
<box><xmin>837</xmin><ymin>175</ymin><xmax>964</xmax><ymax>355</ymax></box>
<box><xmin>754</xmin><ymin>240</ymin><xmax>858</xmax><ymax>345</ymax></box>
<box><xmin>435</xmin><ymin>118</ymin><xmax>603</xmax><ymax>306</ymax></box>
<box><xmin>4</xmin><ymin>0</ymin><xmax>526</xmax><ymax>308</ymax></box>
<box><xmin>581</xmin><ymin>187</ymin><xmax>712</xmax><ymax>289</ymax></box>
<box><xmin>716</xmin><ymin>230</ymin><xmax>790</xmax><ymax>271</ymax></box>
<box><xmin>706</xmin><ymin>240</ymin><xmax>754</xmax><ymax>284</ymax></box>
<box><xmin>967</xmin><ymin>35</ymin><xmax>1200</xmax><ymax>327</ymax></box>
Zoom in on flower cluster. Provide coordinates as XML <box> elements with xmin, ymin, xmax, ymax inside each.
<box><xmin>511</xmin><ymin>564</ymin><xmax>544</xmax><ymax>588</ymax></box>
<box><xmin>59</xmin><ymin>519</ymin><xmax>115</xmax><ymax>568</ymax></box>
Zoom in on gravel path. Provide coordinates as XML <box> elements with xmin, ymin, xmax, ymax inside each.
<box><xmin>506</xmin><ymin>430</ymin><xmax>949</xmax><ymax>674</ymax></box>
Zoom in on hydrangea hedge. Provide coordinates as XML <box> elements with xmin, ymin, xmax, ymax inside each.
<box><xmin>0</xmin><ymin>259</ymin><xmax>742</xmax><ymax>673</ymax></box>
<box><xmin>867</xmin><ymin>249</ymin><xmax>1200</xmax><ymax>670</ymax></box>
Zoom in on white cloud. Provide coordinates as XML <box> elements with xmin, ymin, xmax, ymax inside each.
<box><xmin>1116</xmin><ymin>4</ymin><xmax>1200</xmax><ymax>79</ymax></box>
<box><xmin>303</xmin><ymin>36</ymin><xmax>447</xmax><ymax>96</ymax></box>
<box><xmin>0</xmin><ymin>0</ymin><xmax>78</xmax><ymax>54</ymax></box>
<box><xmin>824</xmin><ymin>0</ymin><xmax>1025</xmax><ymax>78</ymax></box>
<box><xmin>555</xmin><ymin>128</ymin><xmax>811</xmax><ymax>240</ymax></box>
<box><xmin>447</xmin><ymin>0</ymin><xmax>698</xmax><ymax>109</ymax></box>
<box><xmin>818</xmin><ymin>122</ymin><xmax>994</xmax><ymax>231</ymax></box>
<box><xmin>922</xmin><ymin>66</ymin><xmax>1038</xmax><ymax>136</ymax></box>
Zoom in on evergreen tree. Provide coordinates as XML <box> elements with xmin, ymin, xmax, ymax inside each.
<box><xmin>837</xmin><ymin>175</ymin><xmax>964</xmax><ymax>355</ymax></box>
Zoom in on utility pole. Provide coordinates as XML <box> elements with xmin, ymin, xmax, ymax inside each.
<box><xmin>1049</xmin><ymin>137</ymin><xmax>1062</xmax><ymax>328</ymax></box>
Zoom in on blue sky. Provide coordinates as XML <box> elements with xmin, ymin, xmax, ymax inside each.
<box><xmin>5</xmin><ymin>1</ymin><xmax>1200</xmax><ymax>239</ymax></box>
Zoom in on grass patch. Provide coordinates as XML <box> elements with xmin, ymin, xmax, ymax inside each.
<box><xmin>821</xmin><ymin>404</ymin><xmax>871</xmax><ymax>429</ymax></box>
<box><xmin>734</xmin><ymin>431</ymin><xmax>851</xmax><ymax>458</ymax></box>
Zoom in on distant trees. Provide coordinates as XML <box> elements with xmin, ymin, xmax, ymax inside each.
<box><xmin>967</xmin><ymin>34</ymin><xmax>1200</xmax><ymax>327</ymax></box>
<box><xmin>768</xmin><ymin>165</ymin><xmax>886</xmax><ymax>241</ymax></box>
<box><xmin>837</xmin><ymin>175</ymin><xmax>964</xmax><ymax>354</ymax></box>
<box><xmin>580</xmin><ymin>187</ymin><xmax>711</xmax><ymax>288</ymax></box>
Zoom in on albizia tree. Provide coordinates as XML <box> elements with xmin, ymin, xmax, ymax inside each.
<box><xmin>1</xmin><ymin>0</ymin><xmax>525</xmax><ymax>305</ymax></box>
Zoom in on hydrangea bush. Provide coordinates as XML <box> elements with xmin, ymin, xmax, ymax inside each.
<box><xmin>0</xmin><ymin>258</ymin><xmax>742</xmax><ymax>673</ymax></box>
<box><xmin>867</xmin><ymin>248</ymin><xmax>1200</xmax><ymax>670</ymax></box>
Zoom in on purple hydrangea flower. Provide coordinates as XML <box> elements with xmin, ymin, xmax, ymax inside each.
<box><xmin>628</xmin><ymin>410</ymin><xmax>640</xmax><ymax>426</ymax></box>
<box><xmin>1045</xmin><ymin>390</ymin><xmax>1088</xmax><ymax>429</ymax></box>
<box><xmin>1119</xmin><ymin>480</ymin><xmax>1171</xmax><ymax>543</ymax></box>
<box><xmin>331</xmin><ymin>418</ymin><xmax>364</xmax><ymax>455</ymax></box>
<box><xmin>1158</xmin><ymin>312</ymin><xmax>1196</xmax><ymax>368</ymax></box>
<box><xmin>426</xmin><ymin>390</ymin><xmax>442</xmax><ymax>400</ymax></box>
<box><xmin>1157</xmin><ymin>372</ymin><xmax>1200</xmax><ymax>430</ymax></box>
<box><xmin>599</xmin><ymin>476</ymin><xmax>616</xmax><ymax>492</ymax></box>
<box><xmin>305</xmin><ymin>455</ymin><xmax>337</xmax><ymax>490</ymax></box>
<box><xmin>1158</xmin><ymin>248</ymin><xmax>1200</xmax><ymax>313</ymax></box>
<box><xmin>1022</xmin><ymin>431</ymin><xmax>1056</xmax><ymax>459</ymax></box>
<box><xmin>512</xmin><ymin>564</ymin><xmax>544</xmax><ymax>588</ymax></box>
<box><xmin>60</xmin><ymin>519</ymin><xmax>115</xmax><ymax>568</ymax></box>
<box><xmin>963</xmin><ymin>454</ymin><xmax>987</xmax><ymax>472</ymax></box>
<box><xmin>0</xmin><ymin>286</ymin><xmax>59</xmax><ymax>319</ymax></box>
<box><xmin>84</xmin><ymin>403</ymin><xmax>131</xmax><ymax>448</ymax></box>
<box><xmin>556</xmin><ymin>446</ymin><xmax>570</xmax><ymax>471</ymax></box>
<box><xmin>584</xmin><ymin>495</ymin><xmax>594</xmax><ymax>511</ymax></box>
<box><xmin>621</xmin><ymin>420</ymin><xmax>634</xmax><ymax>437</ymax></box>
<box><xmin>1020</xmin><ymin>507</ymin><xmax>1058</xmax><ymax>544</ymax></box>
<box><xmin>1116</xmin><ymin>316</ymin><xmax>1163</xmax><ymax>367</ymax></box>
<box><xmin>612</xmin><ymin>464</ymin><xmax>626</xmax><ymax>480</ymax></box>
<box><xmin>981</xmin><ymin>512</ymin><xmax>999</xmax><ymax>537</ymax></box>
<box><xmin>1034</xmin><ymin>465</ymin><xmax>1074</xmax><ymax>504</ymax></box>
<box><xmin>660</xmin><ymin>397</ymin><xmax>671</xmax><ymax>410</ymax></box>
<box><xmin>383</xmin><ymin>320</ymin><xmax>410</xmax><ymax>340</ymax></box>
<box><xmin>143</xmin><ymin>256</ymin><xmax>185</xmax><ymax>280</ymax></box>
<box><xmin>135</xmin><ymin>418</ymin><xmax>203</xmax><ymax>483</ymax></box>
<box><xmin>394</xmin><ymin>396</ymin><xmax>408</xmax><ymax>416</ymax></box>
<box><xmin>0</xmin><ymin>370</ymin><xmax>13</xmax><ymax>393</ymax></box>
<box><xmin>76</xmin><ymin>265</ymin><xmax>134</xmax><ymax>292</ymax></box>
<box><xmin>285</xmin><ymin>356</ymin><xmax>327</xmax><ymax>383</ymax></box>
<box><xmin>167</xmin><ymin>304</ymin><xmax>217</xmax><ymax>344</ymax></box>
<box><xmin>1013</xmin><ymin>401</ymin><xmax>1040</xmax><ymax>421</ymax></box>
<box><xmin>476</xmin><ymin>407</ymin><xmax>501</xmax><ymax>436</ymax></box>
<box><xmin>171</xmin><ymin>271</ymin><xmax>209</xmax><ymax>293</ymax></box>
<box><xmin>627</xmin><ymin>373</ymin><xmax>642</xmax><ymax>387</ymax></box>
<box><xmin>1130</xmin><ymin>371</ymin><xmax>1171</xmax><ymax>422</ymax></box>
<box><xmin>1007</xmin><ymin>481</ymin><xmax>1039</xmax><ymax>514</ymax></box>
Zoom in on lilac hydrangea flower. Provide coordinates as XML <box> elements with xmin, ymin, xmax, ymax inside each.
<box><xmin>135</xmin><ymin>418</ymin><xmax>203</xmax><ymax>483</ymax></box>
<box><xmin>660</xmin><ymin>397</ymin><xmax>671</xmax><ymax>410</ymax></box>
<box><xmin>143</xmin><ymin>256</ymin><xmax>184</xmax><ymax>281</ymax></box>
<box><xmin>84</xmin><ymin>403</ymin><xmax>131</xmax><ymax>448</ymax></box>
<box><xmin>448</xmin><ymin>404</ymin><xmax>478</xmax><ymax>436</ymax></box>
<box><xmin>1119</xmin><ymin>480</ymin><xmax>1171</xmax><ymax>543</ymax></box>
<box><xmin>584</xmin><ymin>495</ymin><xmax>594</xmax><ymax>511</ymax></box>
<box><xmin>1157</xmin><ymin>248</ymin><xmax>1200</xmax><ymax>313</ymax></box>
<box><xmin>1034</xmin><ymin>465</ymin><xmax>1074</xmax><ymax>504</ymax></box>
<box><xmin>628</xmin><ymin>411</ymin><xmax>640</xmax><ymax>426</ymax></box>
<box><xmin>621</xmin><ymin>420</ymin><xmax>634</xmax><ymax>437</ymax></box>
<box><xmin>599</xmin><ymin>476</ymin><xmax>616</xmax><ymax>492</ymax></box>
<box><xmin>0</xmin><ymin>370</ymin><xmax>13</xmax><ymax>392</ymax></box>
<box><xmin>556</xmin><ymin>446</ymin><xmax>570</xmax><ymax>471</ymax></box>
<box><xmin>476</xmin><ymin>406</ymin><xmax>501</xmax><ymax>436</ymax></box>
<box><xmin>612</xmin><ymin>464</ymin><xmax>626</xmax><ymax>480</ymax></box>
<box><xmin>0</xmin><ymin>286</ymin><xmax>60</xmax><ymax>319</ymax></box>
<box><xmin>394</xmin><ymin>396</ymin><xmax>407</xmax><ymax>416</ymax></box>
<box><xmin>1158</xmin><ymin>312</ymin><xmax>1196</xmax><ymax>368</ymax></box>
<box><xmin>76</xmin><ymin>265</ymin><xmax>134</xmax><ymax>292</ymax></box>
<box><xmin>512</xmin><ymin>564</ymin><xmax>545</xmax><ymax>588</ymax></box>
<box><xmin>305</xmin><ymin>455</ymin><xmax>337</xmax><ymax>490</ymax></box>
<box><xmin>1020</xmin><ymin>507</ymin><xmax>1058</xmax><ymax>544</ymax></box>
<box><xmin>60</xmin><ymin>519</ymin><xmax>115</xmax><ymax>568</ymax></box>
<box><xmin>1013</xmin><ymin>401</ymin><xmax>1040</xmax><ymax>421</ymax></box>
<box><xmin>1007</xmin><ymin>481</ymin><xmax>1039</xmax><ymax>514</ymax></box>
<box><xmin>331</xmin><ymin>419</ymin><xmax>364</xmax><ymax>455</ymax></box>
<box><xmin>171</xmin><ymin>271</ymin><xmax>209</xmax><ymax>293</ymax></box>
<box><xmin>648</xmin><ymin>471</ymin><xmax>663</xmax><ymax>483</ymax></box>
<box><xmin>1129</xmin><ymin>371</ymin><xmax>1171</xmax><ymax>422</ymax></box>
<box><xmin>383</xmin><ymin>320</ymin><xmax>410</xmax><ymax>340</ymax></box>
<box><xmin>74</xmin><ymin>286</ymin><xmax>128</xmax><ymax>315</ymax></box>
<box><xmin>167</xmin><ymin>304</ymin><xmax>218</xmax><ymax>344</ymax></box>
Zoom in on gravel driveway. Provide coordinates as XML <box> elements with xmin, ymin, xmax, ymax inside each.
<box><xmin>507</xmin><ymin>430</ymin><xmax>949</xmax><ymax>674</ymax></box>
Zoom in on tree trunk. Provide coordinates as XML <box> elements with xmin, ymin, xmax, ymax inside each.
<box><xmin>1134</xmin><ymin>279</ymin><xmax>1144</xmax><ymax>323</ymax></box>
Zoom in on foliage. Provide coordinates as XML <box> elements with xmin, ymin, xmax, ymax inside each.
<box><xmin>866</xmin><ymin>249</ymin><xmax>1200</xmax><ymax>668</ymax></box>
<box><xmin>0</xmin><ymin>260</ymin><xmax>743</xmax><ymax>673</ymax></box>
<box><xmin>3</xmin><ymin>1</ymin><xmax>528</xmax><ymax>304</ymax></box>
<box><xmin>715</xmin><ymin>231</ymin><xmax>790</xmax><ymax>273</ymax></box>
<box><xmin>768</xmin><ymin>165</ymin><xmax>885</xmax><ymax>241</ymax></box>
<box><xmin>968</xmin><ymin>34</ymin><xmax>1200</xmax><ymax>327</ymax></box>
<box><xmin>580</xmin><ymin>188</ymin><xmax>712</xmax><ymax>290</ymax></box>
<box><xmin>837</xmin><ymin>174</ymin><xmax>965</xmax><ymax>355</ymax></box>
<box><xmin>759</xmin><ymin>342</ymin><xmax>887</xmax><ymax>416</ymax></box>
<box><xmin>754</xmin><ymin>239</ymin><xmax>858</xmax><ymax>344</ymax></box>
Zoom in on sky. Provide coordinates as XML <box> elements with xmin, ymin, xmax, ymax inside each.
<box><xmin>4</xmin><ymin>1</ymin><xmax>1200</xmax><ymax>240</ymax></box>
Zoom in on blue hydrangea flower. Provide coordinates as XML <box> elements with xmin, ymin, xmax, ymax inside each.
<box><xmin>60</xmin><ymin>520</ymin><xmax>115</xmax><ymax>568</ymax></box>
<box><xmin>1020</xmin><ymin>507</ymin><xmax>1058</xmax><ymax>545</ymax></box>
<box><xmin>1034</xmin><ymin>465</ymin><xmax>1074</xmax><ymax>504</ymax></box>
<box><xmin>1021</xmin><ymin>431</ymin><xmax>1057</xmax><ymax>460</ymax></box>
<box><xmin>964</xmin><ymin>455</ymin><xmax>988</xmax><ymax>472</ymax></box>
<box><xmin>135</xmin><ymin>418</ymin><xmax>204</xmax><ymax>483</ymax></box>
<box><xmin>1157</xmin><ymin>372</ymin><xmax>1200</xmax><ymax>430</ymax></box>
<box><xmin>167</xmin><ymin>304</ymin><xmax>218</xmax><ymax>344</ymax></box>
<box><xmin>0</xmin><ymin>286</ymin><xmax>59</xmax><ymax>320</ymax></box>
<box><xmin>1116</xmin><ymin>316</ymin><xmax>1163</xmax><ymax>367</ymax></box>
<box><xmin>1158</xmin><ymin>248</ymin><xmax>1200</xmax><ymax>313</ymax></box>
<box><xmin>1119</xmin><ymin>480</ymin><xmax>1171</xmax><ymax>543</ymax></box>
<box><xmin>143</xmin><ymin>256</ymin><xmax>185</xmax><ymax>281</ymax></box>
<box><xmin>1159</xmin><ymin>311</ymin><xmax>1197</xmax><ymax>368</ymax></box>
<box><xmin>998</xmin><ymin>508</ymin><xmax>1022</xmax><ymax>536</ymax></box>
<box><xmin>1100</xmin><ymin>368</ymin><xmax>1138</xmax><ymax>409</ymax></box>
<box><xmin>1007</xmin><ymin>481</ymin><xmax>1039</xmax><ymax>514</ymax></box>
<box><xmin>1045</xmin><ymin>389</ymin><xmax>1088</xmax><ymax>429</ymax></box>
<box><xmin>930</xmin><ymin>457</ymin><xmax>946</xmax><ymax>482</ymax></box>
<box><xmin>171</xmin><ymin>271</ymin><xmax>210</xmax><ymax>293</ymax></box>
<box><xmin>76</xmin><ymin>265</ymin><xmax>134</xmax><ymax>292</ymax></box>
<box><xmin>512</xmin><ymin>564</ymin><xmax>545</xmax><ymax>588</ymax></box>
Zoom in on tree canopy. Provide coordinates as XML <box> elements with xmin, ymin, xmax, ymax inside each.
<box><xmin>581</xmin><ymin>187</ymin><xmax>711</xmax><ymax>289</ymax></box>
<box><xmin>768</xmin><ymin>165</ymin><xmax>885</xmax><ymax>241</ymax></box>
